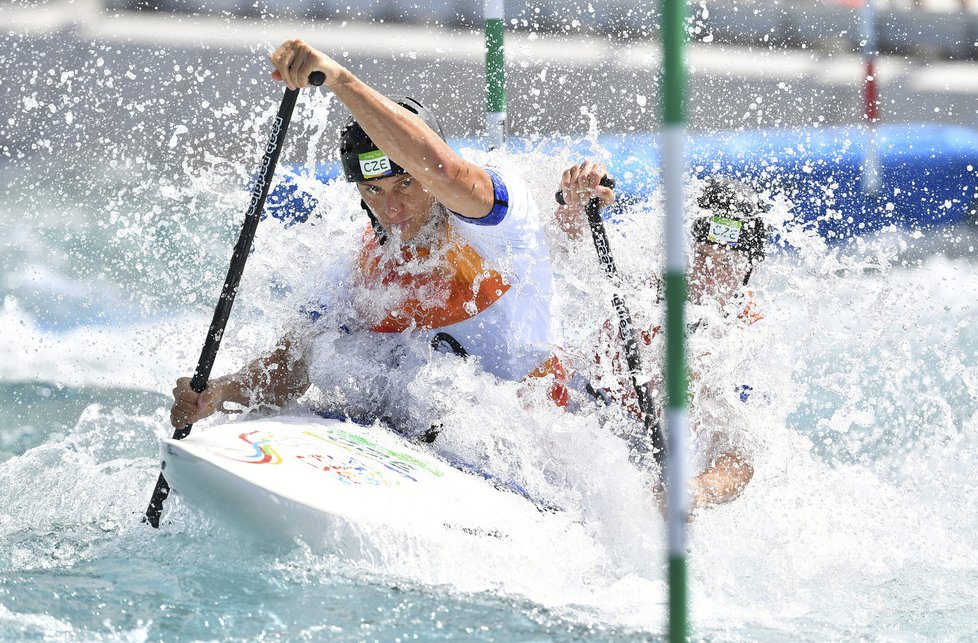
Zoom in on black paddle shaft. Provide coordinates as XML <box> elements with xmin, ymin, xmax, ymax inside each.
<box><xmin>143</xmin><ymin>72</ymin><xmax>324</xmax><ymax>528</ymax></box>
<box><xmin>556</xmin><ymin>177</ymin><xmax>667</xmax><ymax>463</ymax></box>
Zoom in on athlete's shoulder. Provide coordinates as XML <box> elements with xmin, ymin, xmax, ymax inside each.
<box><xmin>448</xmin><ymin>163</ymin><xmax>532</xmax><ymax>229</ymax></box>
<box><xmin>484</xmin><ymin>162</ymin><xmax>528</xmax><ymax>187</ymax></box>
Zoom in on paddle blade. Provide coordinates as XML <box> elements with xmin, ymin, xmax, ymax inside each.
<box><xmin>143</xmin><ymin>472</ymin><xmax>171</xmax><ymax>528</ymax></box>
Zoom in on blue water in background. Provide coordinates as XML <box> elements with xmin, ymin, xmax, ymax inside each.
<box><xmin>3</xmin><ymin>34</ymin><xmax>978</xmax><ymax>641</ymax></box>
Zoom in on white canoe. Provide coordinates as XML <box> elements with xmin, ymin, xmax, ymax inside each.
<box><xmin>160</xmin><ymin>416</ymin><xmax>580</xmax><ymax>563</ymax></box>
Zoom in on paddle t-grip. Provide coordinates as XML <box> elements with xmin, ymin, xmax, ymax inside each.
<box><xmin>308</xmin><ymin>71</ymin><xmax>326</xmax><ymax>86</ymax></box>
<box><xmin>554</xmin><ymin>175</ymin><xmax>616</xmax><ymax>205</ymax></box>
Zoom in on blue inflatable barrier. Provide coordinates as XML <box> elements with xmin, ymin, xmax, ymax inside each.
<box><xmin>267</xmin><ymin>124</ymin><xmax>978</xmax><ymax>241</ymax></box>
<box><xmin>264</xmin><ymin>162</ymin><xmax>341</xmax><ymax>227</ymax></box>
<box><xmin>684</xmin><ymin>124</ymin><xmax>978</xmax><ymax>240</ymax></box>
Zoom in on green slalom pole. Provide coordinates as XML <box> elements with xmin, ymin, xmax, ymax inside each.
<box><xmin>485</xmin><ymin>0</ymin><xmax>506</xmax><ymax>150</ymax></box>
<box><xmin>662</xmin><ymin>0</ymin><xmax>689</xmax><ymax>638</ymax></box>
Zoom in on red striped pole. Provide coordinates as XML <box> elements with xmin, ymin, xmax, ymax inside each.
<box><xmin>862</xmin><ymin>0</ymin><xmax>881</xmax><ymax>193</ymax></box>
<box><xmin>864</xmin><ymin>57</ymin><xmax>878</xmax><ymax>124</ymax></box>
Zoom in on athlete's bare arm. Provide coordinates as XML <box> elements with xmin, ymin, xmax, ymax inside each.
<box><xmin>169</xmin><ymin>337</ymin><xmax>310</xmax><ymax>429</ymax></box>
<box><xmin>268</xmin><ymin>39</ymin><xmax>495</xmax><ymax>220</ymax></box>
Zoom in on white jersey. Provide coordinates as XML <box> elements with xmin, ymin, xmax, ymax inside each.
<box><xmin>346</xmin><ymin>164</ymin><xmax>558</xmax><ymax>381</ymax></box>
<box><xmin>301</xmin><ymin>165</ymin><xmax>560</xmax><ymax>433</ymax></box>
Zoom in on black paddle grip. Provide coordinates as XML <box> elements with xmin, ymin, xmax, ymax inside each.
<box><xmin>554</xmin><ymin>175</ymin><xmax>616</xmax><ymax>205</ymax></box>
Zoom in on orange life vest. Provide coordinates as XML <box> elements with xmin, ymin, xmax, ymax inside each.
<box><xmin>355</xmin><ymin>228</ymin><xmax>570</xmax><ymax>406</ymax></box>
<box><xmin>357</xmin><ymin>228</ymin><xmax>511</xmax><ymax>333</ymax></box>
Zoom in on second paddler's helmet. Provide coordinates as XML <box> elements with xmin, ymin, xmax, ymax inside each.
<box><xmin>339</xmin><ymin>96</ymin><xmax>444</xmax><ymax>243</ymax></box>
<box><xmin>692</xmin><ymin>176</ymin><xmax>770</xmax><ymax>285</ymax></box>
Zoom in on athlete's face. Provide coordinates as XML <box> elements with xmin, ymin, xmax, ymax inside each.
<box><xmin>689</xmin><ymin>242</ymin><xmax>750</xmax><ymax>306</ymax></box>
<box><xmin>357</xmin><ymin>174</ymin><xmax>437</xmax><ymax>242</ymax></box>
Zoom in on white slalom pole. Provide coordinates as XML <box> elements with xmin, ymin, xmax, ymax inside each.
<box><xmin>662</xmin><ymin>0</ymin><xmax>689</xmax><ymax>636</ymax></box>
<box><xmin>663</xmin><ymin>124</ymin><xmax>689</xmax><ymax>642</ymax></box>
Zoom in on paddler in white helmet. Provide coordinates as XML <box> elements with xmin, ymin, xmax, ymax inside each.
<box><xmin>556</xmin><ymin>161</ymin><xmax>768</xmax><ymax>513</ymax></box>
<box><xmin>170</xmin><ymin>39</ymin><xmax>566</xmax><ymax>435</ymax></box>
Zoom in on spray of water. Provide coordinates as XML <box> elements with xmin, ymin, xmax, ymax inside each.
<box><xmin>2</xmin><ymin>20</ymin><xmax>977</xmax><ymax>637</ymax></box>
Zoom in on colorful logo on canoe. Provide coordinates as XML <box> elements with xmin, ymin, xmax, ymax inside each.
<box><xmin>229</xmin><ymin>426</ymin><xmax>443</xmax><ymax>487</ymax></box>
<box><xmin>235</xmin><ymin>431</ymin><xmax>282</xmax><ymax>464</ymax></box>
<box><xmin>299</xmin><ymin>428</ymin><xmax>444</xmax><ymax>485</ymax></box>
<box><xmin>294</xmin><ymin>452</ymin><xmax>390</xmax><ymax>486</ymax></box>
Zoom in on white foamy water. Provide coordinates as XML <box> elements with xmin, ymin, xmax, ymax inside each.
<box><xmin>3</xmin><ymin>112</ymin><xmax>977</xmax><ymax>638</ymax></box>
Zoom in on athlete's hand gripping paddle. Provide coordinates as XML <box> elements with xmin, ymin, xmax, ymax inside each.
<box><xmin>143</xmin><ymin>72</ymin><xmax>325</xmax><ymax>528</ymax></box>
<box><xmin>556</xmin><ymin>177</ymin><xmax>667</xmax><ymax>464</ymax></box>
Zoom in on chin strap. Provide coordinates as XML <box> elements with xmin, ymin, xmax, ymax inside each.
<box><xmin>361</xmin><ymin>199</ymin><xmax>387</xmax><ymax>245</ymax></box>
<box><xmin>742</xmin><ymin>265</ymin><xmax>754</xmax><ymax>286</ymax></box>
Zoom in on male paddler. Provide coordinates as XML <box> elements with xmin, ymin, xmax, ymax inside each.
<box><xmin>170</xmin><ymin>39</ymin><xmax>565</xmax><ymax>434</ymax></box>
<box><xmin>557</xmin><ymin>161</ymin><xmax>768</xmax><ymax>512</ymax></box>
